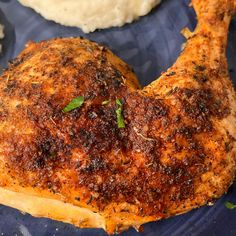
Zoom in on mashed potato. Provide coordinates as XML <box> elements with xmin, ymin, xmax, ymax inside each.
<box><xmin>18</xmin><ymin>0</ymin><xmax>161</xmax><ymax>33</ymax></box>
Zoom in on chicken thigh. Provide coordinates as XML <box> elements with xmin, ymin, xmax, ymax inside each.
<box><xmin>0</xmin><ymin>0</ymin><xmax>235</xmax><ymax>234</ymax></box>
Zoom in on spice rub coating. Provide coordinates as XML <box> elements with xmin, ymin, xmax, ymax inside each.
<box><xmin>0</xmin><ymin>0</ymin><xmax>236</xmax><ymax>234</ymax></box>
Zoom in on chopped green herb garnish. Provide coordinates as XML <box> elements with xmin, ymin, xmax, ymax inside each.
<box><xmin>62</xmin><ymin>96</ymin><xmax>84</xmax><ymax>113</ymax></box>
<box><xmin>102</xmin><ymin>100</ymin><xmax>110</xmax><ymax>105</ymax></box>
<box><xmin>116</xmin><ymin>99</ymin><xmax>122</xmax><ymax>106</ymax></box>
<box><xmin>225</xmin><ymin>201</ymin><xmax>236</xmax><ymax>209</ymax></box>
<box><xmin>116</xmin><ymin>99</ymin><xmax>125</xmax><ymax>128</ymax></box>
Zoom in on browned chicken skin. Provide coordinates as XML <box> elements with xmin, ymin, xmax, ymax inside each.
<box><xmin>0</xmin><ymin>0</ymin><xmax>235</xmax><ymax>234</ymax></box>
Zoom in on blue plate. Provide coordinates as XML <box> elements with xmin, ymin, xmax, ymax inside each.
<box><xmin>0</xmin><ymin>5</ymin><xmax>15</xmax><ymax>71</ymax></box>
<box><xmin>0</xmin><ymin>0</ymin><xmax>235</xmax><ymax>235</ymax></box>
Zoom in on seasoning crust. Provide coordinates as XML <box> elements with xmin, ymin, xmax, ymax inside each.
<box><xmin>0</xmin><ymin>0</ymin><xmax>235</xmax><ymax>233</ymax></box>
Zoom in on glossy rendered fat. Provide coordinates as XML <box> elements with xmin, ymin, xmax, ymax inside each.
<box><xmin>0</xmin><ymin>0</ymin><xmax>235</xmax><ymax>234</ymax></box>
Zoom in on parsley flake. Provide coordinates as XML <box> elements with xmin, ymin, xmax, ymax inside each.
<box><xmin>102</xmin><ymin>100</ymin><xmax>110</xmax><ymax>105</ymax></box>
<box><xmin>62</xmin><ymin>96</ymin><xmax>84</xmax><ymax>113</ymax></box>
<box><xmin>225</xmin><ymin>201</ymin><xmax>236</xmax><ymax>209</ymax></box>
<box><xmin>116</xmin><ymin>99</ymin><xmax>125</xmax><ymax>128</ymax></box>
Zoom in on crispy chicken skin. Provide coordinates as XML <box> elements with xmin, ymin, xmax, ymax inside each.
<box><xmin>0</xmin><ymin>0</ymin><xmax>235</xmax><ymax>234</ymax></box>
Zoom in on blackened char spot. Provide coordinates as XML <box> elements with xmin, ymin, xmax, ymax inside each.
<box><xmin>81</xmin><ymin>156</ymin><xmax>108</xmax><ymax>173</ymax></box>
<box><xmin>175</xmin><ymin>88</ymin><xmax>230</xmax><ymax>119</ymax></box>
<box><xmin>33</xmin><ymin>136</ymin><xmax>58</xmax><ymax>169</ymax></box>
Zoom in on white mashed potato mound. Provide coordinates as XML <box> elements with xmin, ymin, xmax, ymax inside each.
<box><xmin>18</xmin><ymin>0</ymin><xmax>161</xmax><ymax>33</ymax></box>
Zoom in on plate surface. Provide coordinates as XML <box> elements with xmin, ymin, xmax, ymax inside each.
<box><xmin>0</xmin><ymin>0</ymin><xmax>235</xmax><ymax>235</ymax></box>
<box><xmin>0</xmin><ymin>5</ymin><xmax>15</xmax><ymax>71</ymax></box>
